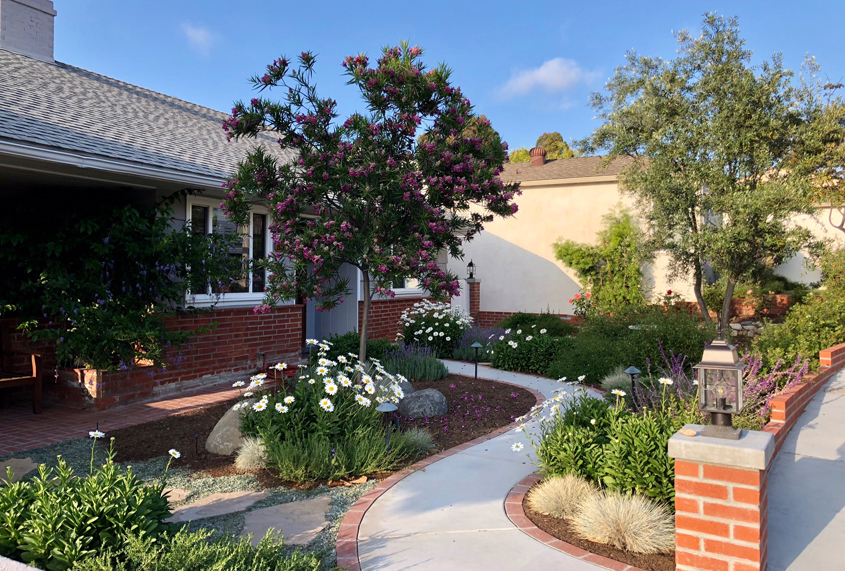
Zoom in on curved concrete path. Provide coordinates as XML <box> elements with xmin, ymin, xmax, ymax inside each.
<box><xmin>357</xmin><ymin>361</ymin><xmax>604</xmax><ymax>571</ymax></box>
<box><xmin>768</xmin><ymin>369</ymin><xmax>845</xmax><ymax>571</ymax></box>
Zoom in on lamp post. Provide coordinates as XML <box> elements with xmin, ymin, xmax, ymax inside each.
<box><xmin>693</xmin><ymin>336</ymin><xmax>745</xmax><ymax>440</ymax></box>
<box><xmin>375</xmin><ymin>402</ymin><xmax>399</xmax><ymax>448</ymax></box>
<box><xmin>624</xmin><ymin>366</ymin><xmax>641</xmax><ymax>406</ymax></box>
<box><xmin>466</xmin><ymin>260</ymin><xmax>476</xmax><ymax>280</ymax></box>
<box><xmin>471</xmin><ymin>342</ymin><xmax>483</xmax><ymax>379</ymax></box>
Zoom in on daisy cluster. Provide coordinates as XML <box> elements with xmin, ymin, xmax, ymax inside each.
<box><xmin>396</xmin><ymin>299</ymin><xmax>472</xmax><ymax>351</ymax></box>
<box><xmin>232</xmin><ymin>338</ymin><xmax>406</xmax><ymax>417</ymax></box>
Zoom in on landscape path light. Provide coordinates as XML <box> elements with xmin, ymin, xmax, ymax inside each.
<box><xmin>471</xmin><ymin>342</ymin><xmax>483</xmax><ymax>379</ymax></box>
<box><xmin>624</xmin><ymin>366</ymin><xmax>641</xmax><ymax>406</ymax></box>
<box><xmin>376</xmin><ymin>401</ymin><xmax>399</xmax><ymax>449</ymax></box>
<box><xmin>693</xmin><ymin>336</ymin><xmax>745</xmax><ymax>440</ymax></box>
<box><xmin>466</xmin><ymin>259</ymin><xmax>476</xmax><ymax>280</ymax></box>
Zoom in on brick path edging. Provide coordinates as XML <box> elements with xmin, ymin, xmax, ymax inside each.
<box><xmin>505</xmin><ymin>473</ymin><xmax>648</xmax><ymax>571</ymax></box>
<box><xmin>335</xmin><ymin>378</ymin><xmax>546</xmax><ymax>571</ymax></box>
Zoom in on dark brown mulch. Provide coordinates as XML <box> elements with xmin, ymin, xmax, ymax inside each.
<box><xmin>401</xmin><ymin>374</ymin><xmax>536</xmax><ymax>451</ymax></box>
<box><xmin>106</xmin><ymin>374</ymin><xmax>536</xmax><ymax>485</ymax></box>
<box><xmin>109</xmin><ymin>398</ymin><xmax>240</xmax><ymax>472</ymax></box>
<box><xmin>523</xmin><ymin>500</ymin><xmax>675</xmax><ymax>571</ymax></box>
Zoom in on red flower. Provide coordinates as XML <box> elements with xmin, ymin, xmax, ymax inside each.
<box><xmin>574</xmin><ymin>293</ymin><xmax>582</xmax><ymax>300</ymax></box>
<box><xmin>667</xmin><ymin>290</ymin><xmax>673</xmax><ymax>295</ymax></box>
<box><xmin>568</xmin><ymin>298</ymin><xmax>574</xmax><ymax>304</ymax></box>
<box><xmin>585</xmin><ymin>292</ymin><xmax>591</xmax><ymax>299</ymax></box>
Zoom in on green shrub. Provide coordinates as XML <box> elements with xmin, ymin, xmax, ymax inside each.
<box><xmin>263</xmin><ymin>429</ymin><xmax>421</xmax><ymax>483</ymax></box>
<box><xmin>530</xmin><ymin>390</ymin><xmax>700</xmax><ymax>506</ymax></box>
<box><xmin>547</xmin><ymin>307</ymin><xmax>710</xmax><ymax>385</ymax></box>
<box><xmin>820</xmin><ymin>246</ymin><xmax>845</xmax><ymax>296</ymax></box>
<box><xmin>307</xmin><ymin>331</ymin><xmax>394</xmax><ymax>365</ymax></box>
<box><xmin>491</xmin><ymin>329</ymin><xmax>569</xmax><ymax>375</ymax></box>
<box><xmin>451</xmin><ymin>326</ymin><xmax>507</xmax><ymax>361</ymax></box>
<box><xmin>396</xmin><ymin>299</ymin><xmax>471</xmax><ymax>357</ymax></box>
<box><xmin>0</xmin><ymin>453</ymin><xmax>170</xmax><ymax>571</ymax></box>
<box><xmin>381</xmin><ymin>344</ymin><xmax>448</xmax><ymax>382</ymax></box>
<box><xmin>496</xmin><ymin>312</ymin><xmax>576</xmax><ymax>338</ymax></box>
<box><xmin>754</xmin><ymin>292</ymin><xmax>845</xmax><ymax>370</ymax></box>
<box><xmin>71</xmin><ymin>528</ymin><xmax>327</xmax><ymax>571</ymax></box>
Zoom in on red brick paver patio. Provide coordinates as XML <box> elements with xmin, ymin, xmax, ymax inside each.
<box><xmin>0</xmin><ymin>381</ymin><xmax>245</xmax><ymax>456</ymax></box>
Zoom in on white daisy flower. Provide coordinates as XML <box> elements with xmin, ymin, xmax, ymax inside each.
<box><xmin>89</xmin><ymin>430</ymin><xmax>106</xmax><ymax>439</ymax></box>
<box><xmin>540</xmin><ymin>328</ymin><xmax>547</xmax><ymax>334</ymax></box>
<box><xmin>337</xmin><ymin>355</ymin><xmax>348</xmax><ymax>363</ymax></box>
<box><xmin>499</xmin><ymin>335</ymin><xmax>505</xmax><ymax>340</ymax></box>
<box><xmin>316</xmin><ymin>366</ymin><xmax>329</xmax><ymax>376</ymax></box>
<box><xmin>319</xmin><ymin>398</ymin><xmax>335</xmax><ymax>412</ymax></box>
<box><xmin>250</xmin><ymin>373</ymin><xmax>267</xmax><ymax>382</ymax></box>
<box><xmin>659</xmin><ymin>377</ymin><xmax>674</xmax><ymax>386</ymax></box>
<box><xmin>355</xmin><ymin>394</ymin><xmax>372</xmax><ymax>407</ymax></box>
<box><xmin>511</xmin><ymin>443</ymin><xmax>524</xmax><ymax>452</ymax></box>
<box><xmin>308</xmin><ymin>378</ymin><xmax>316</xmax><ymax>385</ymax></box>
<box><xmin>446</xmin><ymin>336</ymin><xmax>451</xmax><ymax>341</ymax></box>
<box><xmin>318</xmin><ymin>358</ymin><xmax>330</xmax><ymax>366</ymax></box>
<box><xmin>516</xmin><ymin>329</ymin><xmax>522</xmax><ymax>334</ymax></box>
<box><xmin>232</xmin><ymin>381</ymin><xmax>245</xmax><ymax>387</ymax></box>
<box><xmin>525</xmin><ymin>336</ymin><xmax>533</xmax><ymax>341</ymax></box>
<box><xmin>611</xmin><ymin>389</ymin><xmax>627</xmax><ymax>397</ymax></box>
<box><xmin>325</xmin><ymin>383</ymin><xmax>338</xmax><ymax>395</ymax></box>
<box><xmin>232</xmin><ymin>403</ymin><xmax>242</xmax><ymax>411</ymax></box>
<box><xmin>693</xmin><ymin>380</ymin><xmax>699</xmax><ymax>386</ymax></box>
<box><xmin>244</xmin><ymin>391</ymin><xmax>254</xmax><ymax>397</ymax></box>
<box><xmin>428</xmin><ymin>336</ymin><xmax>433</xmax><ymax>341</ymax></box>
<box><xmin>276</xmin><ymin>404</ymin><xmax>289</xmax><ymax>413</ymax></box>
<box><xmin>590</xmin><ymin>418</ymin><xmax>596</xmax><ymax>425</ymax></box>
<box><xmin>364</xmin><ymin>383</ymin><xmax>375</xmax><ymax>395</ymax></box>
<box><xmin>306</xmin><ymin>339</ymin><xmax>319</xmax><ymax>345</ymax></box>
<box><xmin>253</xmin><ymin>401</ymin><xmax>267</xmax><ymax>411</ymax></box>
<box><xmin>515</xmin><ymin>424</ymin><xmax>525</xmax><ymax>432</ymax></box>
<box><xmin>284</xmin><ymin>396</ymin><xmax>295</xmax><ymax>404</ymax></box>
<box><xmin>168</xmin><ymin>449</ymin><xmax>181</xmax><ymax>459</ymax></box>
<box><xmin>273</xmin><ymin>362</ymin><xmax>287</xmax><ymax>371</ymax></box>
<box><xmin>577</xmin><ymin>375</ymin><xmax>586</xmax><ymax>382</ymax></box>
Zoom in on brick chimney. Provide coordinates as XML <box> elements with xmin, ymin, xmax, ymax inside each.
<box><xmin>529</xmin><ymin>146</ymin><xmax>546</xmax><ymax>167</ymax></box>
<box><xmin>0</xmin><ymin>0</ymin><xmax>56</xmax><ymax>62</ymax></box>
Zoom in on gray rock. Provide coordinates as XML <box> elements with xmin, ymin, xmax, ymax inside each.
<box><xmin>0</xmin><ymin>458</ymin><xmax>37</xmax><ymax>485</ymax></box>
<box><xmin>397</xmin><ymin>379</ymin><xmax>414</xmax><ymax>398</ymax></box>
<box><xmin>206</xmin><ymin>399</ymin><xmax>253</xmax><ymax>455</ymax></box>
<box><xmin>398</xmin><ymin>388</ymin><xmax>447</xmax><ymax>419</ymax></box>
<box><xmin>166</xmin><ymin>490</ymin><xmax>270</xmax><ymax>523</ymax></box>
<box><xmin>729</xmin><ymin>323</ymin><xmax>743</xmax><ymax>331</ymax></box>
<box><xmin>240</xmin><ymin>496</ymin><xmax>331</xmax><ymax>546</ymax></box>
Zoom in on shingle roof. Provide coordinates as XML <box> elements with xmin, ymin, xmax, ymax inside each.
<box><xmin>501</xmin><ymin>155</ymin><xmax>633</xmax><ymax>183</ymax></box>
<box><xmin>0</xmin><ymin>49</ymin><xmax>293</xmax><ymax>183</ymax></box>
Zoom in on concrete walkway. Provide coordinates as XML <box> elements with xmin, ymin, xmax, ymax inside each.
<box><xmin>768</xmin><ymin>369</ymin><xmax>845</xmax><ymax>571</ymax></box>
<box><xmin>357</xmin><ymin>361</ymin><xmax>604</xmax><ymax>571</ymax></box>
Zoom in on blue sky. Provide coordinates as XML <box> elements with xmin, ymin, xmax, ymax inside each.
<box><xmin>56</xmin><ymin>0</ymin><xmax>844</xmax><ymax>152</ymax></box>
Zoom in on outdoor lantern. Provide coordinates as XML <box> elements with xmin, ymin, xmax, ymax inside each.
<box><xmin>467</xmin><ymin>260</ymin><xmax>476</xmax><ymax>280</ymax></box>
<box><xmin>693</xmin><ymin>336</ymin><xmax>746</xmax><ymax>440</ymax></box>
<box><xmin>624</xmin><ymin>366</ymin><xmax>641</xmax><ymax>406</ymax></box>
<box><xmin>471</xmin><ymin>342</ymin><xmax>483</xmax><ymax>379</ymax></box>
<box><xmin>375</xmin><ymin>401</ymin><xmax>399</xmax><ymax>448</ymax></box>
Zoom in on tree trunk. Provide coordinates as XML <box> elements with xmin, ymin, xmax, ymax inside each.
<box><xmin>359</xmin><ymin>271</ymin><xmax>371</xmax><ymax>364</ymax></box>
<box><xmin>720</xmin><ymin>276</ymin><xmax>738</xmax><ymax>336</ymax></box>
<box><xmin>692</xmin><ymin>263</ymin><xmax>713</xmax><ymax>326</ymax></box>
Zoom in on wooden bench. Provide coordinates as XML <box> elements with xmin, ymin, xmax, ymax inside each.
<box><xmin>0</xmin><ymin>321</ymin><xmax>43</xmax><ymax>414</ymax></box>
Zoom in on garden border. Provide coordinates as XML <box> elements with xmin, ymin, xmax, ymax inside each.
<box><xmin>762</xmin><ymin>342</ymin><xmax>845</xmax><ymax>455</ymax></box>
<box><xmin>335</xmin><ymin>379</ymin><xmax>546</xmax><ymax>571</ymax></box>
<box><xmin>505</xmin><ymin>473</ymin><xmax>648</xmax><ymax>571</ymax></box>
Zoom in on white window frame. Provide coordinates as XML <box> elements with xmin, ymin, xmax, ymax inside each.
<box><xmin>391</xmin><ymin>277</ymin><xmax>424</xmax><ymax>298</ymax></box>
<box><xmin>185</xmin><ymin>196</ymin><xmax>276</xmax><ymax>308</ymax></box>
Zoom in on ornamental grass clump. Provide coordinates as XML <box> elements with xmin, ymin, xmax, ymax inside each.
<box><xmin>397</xmin><ymin>299</ymin><xmax>472</xmax><ymax>357</ymax></box>
<box><xmin>571</xmin><ymin>492</ymin><xmax>675</xmax><ymax>554</ymax></box>
<box><xmin>234</xmin><ymin>436</ymin><xmax>267</xmax><ymax>473</ymax></box>
<box><xmin>526</xmin><ymin>474</ymin><xmax>599</xmax><ymax>520</ymax></box>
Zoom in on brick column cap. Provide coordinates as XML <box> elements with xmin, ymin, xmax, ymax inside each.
<box><xmin>668</xmin><ymin>424</ymin><xmax>774</xmax><ymax>471</ymax></box>
<box><xmin>465</xmin><ymin>278</ymin><xmax>480</xmax><ymax>284</ymax></box>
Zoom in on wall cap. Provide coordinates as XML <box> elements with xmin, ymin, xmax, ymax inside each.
<box><xmin>668</xmin><ymin>424</ymin><xmax>774</xmax><ymax>471</ymax></box>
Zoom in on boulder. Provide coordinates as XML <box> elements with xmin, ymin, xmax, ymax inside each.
<box><xmin>397</xmin><ymin>379</ymin><xmax>414</xmax><ymax>398</ymax></box>
<box><xmin>398</xmin><ymin>388</ymin><xmax>447</xmax><ymax>419</ymax></box>
<box><xmin>206</xmin><ymin>400</ymin><xmax>253</xmax><ymax>455</ymax></box>
<box><xmin>729</xmin><ymin>323</ymin><xmax>743</xmax><ymax>331</ymax></box>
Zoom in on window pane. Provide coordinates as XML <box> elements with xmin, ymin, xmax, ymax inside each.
<box><xmin>392</xmin><ymin>278</ymin><xmax>406</xmax><ymax>289</ymax></box>
<box><xmin>212</xmin><ymin>207</ymin><xmax>248</xmax><ymax>293</ymax></box>
<box><xmin>190</xmin><ymin>206</ymin><xmax>208</xmax><ymax>235</ymax></box>
<box><xmin>252</xmin><ymin>214</ymin><xmax>266</xmax><ymax>293</ymax></box>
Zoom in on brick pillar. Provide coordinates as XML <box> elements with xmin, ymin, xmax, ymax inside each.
<box><xmin>668</xmin><ymin>424</ymin><xmax>774</xmax><ymax>571</ymax></box>
<box><xmin>466</xmin><ymin>279</ymin><xmax>480</xmax><ymax>319</ymax></box>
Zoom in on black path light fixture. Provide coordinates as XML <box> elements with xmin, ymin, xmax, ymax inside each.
<box><xmin>693</xmin><ymin>336</ymin><xmax>746</xmax><ymax>440</ymax></box>
<box><xmin>624</xmin><ymin>366</ymin><xmax>641</xmax><ymax>406</ymax></box>
<box><xmin>471</xmin><ymin>342</ymin><xmax>483</xmax><ymax>378</ymax></box>
<box><xmin>375</xmin><ymin>401</ymin><xmax>399</xmax><ymax>448</ymax></box>
<box><xmin>466</xmin><ymin>259</ymin><xmax>476</xmax><ymax>280</ymax></box>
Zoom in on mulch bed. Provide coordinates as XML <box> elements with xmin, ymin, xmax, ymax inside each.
<box><xmin>110</xmin><ymin>398</ymin><xmax>239</xmax><ymax>473</ymax></box>
<box><xmin>401</xmin><ymin>374</ymin><xmax>535</xmax><ymax>451</ymax></box>
<box><xmin>106</xmin><ymin>374</ymin><xmax>536</xmax><ymax>486</ymax></box>
<box><xmin>523</xmin><ymin>500</ymin><xmax>675</xmax><ymax>571</ymax></box>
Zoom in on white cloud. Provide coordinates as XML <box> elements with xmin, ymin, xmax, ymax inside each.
<box><xmin>181</xmin><ymin>23</ymin><xmax>215</xmax><ymax>56</ymax></box>
<box><xmin>497</xmin><ymin>58</ymin><xmax>600</xmax><ymax>99</ymax></box>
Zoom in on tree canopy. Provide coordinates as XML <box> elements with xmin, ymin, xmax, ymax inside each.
<box><xmin>535</xmin><ymin>132</ymin><xmax>574</xmax><ymax>159</ymax></box>
<box><xmin>222</xmin><ymin>43</ymin><xmax>519</xmax><ymax>359</ymax></box>
<box><xmin>582</xmin><ymin>13</ymin><xmax>819</xmax><ymax>331</ymax></box>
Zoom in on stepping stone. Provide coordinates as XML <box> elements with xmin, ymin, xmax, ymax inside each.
<box><xmin>166</xmin><ymin>490</ymin><xmax>269</xmax><ymax>523</ymax></box>
<box><xmin>240</xmin><ymin>496</ymin><xmax>331</xmax><ymax>546</ymax></box>
<box><xmin>164</xmin><ymin>487</ymin><xmax>192</xmax><ymax>504</ymax></box>
<box><xmin>0</xmin><ymin>458</ymin><xmax>37</xmax><ymax>485</ymax></box>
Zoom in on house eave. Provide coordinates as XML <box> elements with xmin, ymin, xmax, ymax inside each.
<box><xmin>0</xmin><ymin>138</ymin><xmax>227</xmax><ymax>189</ymax></box>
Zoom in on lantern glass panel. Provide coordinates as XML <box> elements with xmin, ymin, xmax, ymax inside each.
<box><xmin>700</xmin><ymin>368</ymin><xmax>740</xmax><ymax>413</ymax></box>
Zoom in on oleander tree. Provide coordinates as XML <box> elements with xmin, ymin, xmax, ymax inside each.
<box><xmin>582</xmin><ymin>13</ymin><xmax>818</xmax><ymax>332</ymax></box>
<box><xmin>222</xmin><ymin>43</ymin><xmax>519</xmax><ymax>361</ymax></box>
